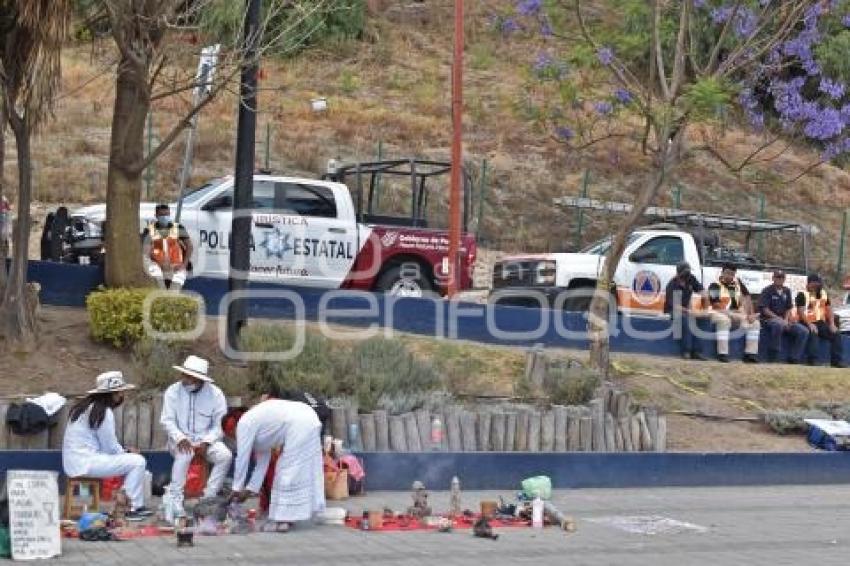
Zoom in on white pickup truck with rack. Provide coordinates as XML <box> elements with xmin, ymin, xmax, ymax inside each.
<box><xmin>491</xmin><ymin>198</ymin><xmax>816</xmax><ymax>316</ymax></box>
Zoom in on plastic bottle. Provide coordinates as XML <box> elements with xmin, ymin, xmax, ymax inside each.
<box><xmin>430</xmin><ymin>416</ymin><xmax>444</xmax><ymax>450</ymax></box>
<box><xmin>532</xmin><ymin>495</ymin><xmax>544</xmax><ymax>529</ymax></box>
<box><xmin>348</xmin><ymin>421</ymin><xmax>361</xmax><ymax>451</ymax></box>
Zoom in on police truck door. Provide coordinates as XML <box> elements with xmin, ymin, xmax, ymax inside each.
<box><xmin>251</xmin><ymin>181</ymin><xmax>358</xmax><ymax>287</ymax></box>
<box><xmin>615</xmin><ymin>234</ymin><xmax>684</xmax><ymax>315</ymax></box>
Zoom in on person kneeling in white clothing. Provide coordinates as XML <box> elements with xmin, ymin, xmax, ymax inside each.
<box><xmin>160</xmin><ymin>355</ymin><xmax>232</xmax><ymax>511</ymax></box>
<box><xmin>62</xmin><ymin>371</ymin><xmax>153</xmax><ymax>521</ymax></box>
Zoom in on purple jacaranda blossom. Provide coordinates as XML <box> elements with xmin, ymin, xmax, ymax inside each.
<box><xmin>500</xmin><ymin>17</ymin><xmax>521</xmax><ymax>35</ymax></box>
<box><xmin>516</xmin><ymin>0</ymin><xmax>542</xmax><ymax>16</ymax></box>
<box><xmin>614</xmin><ymin>88</ymin><xmax>633</xmax><ymax>104</ymax></box>
<box><xmin>539</xmin><ymin>17</ymin><xmax>553</xmax><ymax>37</ymax></box>
<box><xmin>738</xmin><ymin>87</ymin><xmax>765</xmax><ymax>131</ymax></box>
<box><xmin>596</xmin><ymin>46</ymin><xmax>614</xmax><ymax>66</ymax></box>
<box><xmin>734</xmin><ymin>8</ymin><xmax>758</xmax><ymax>38</ymax></box>
<box><xmin>555</xmin><ymin>126</ymin><xmax>574</xmax><ymax>141</ymax></box>
<box><xmin>803</xmin><ymin>107</ymin><xmax>845</xmax><ymax>140</ymax></box>
<box><xmin>820</xmin><ymin>78</ymin><xmax>846</xmax><ymax>101</ymax></box>
<box><xmin>693</xmin><ymin>0</ymin><xmax>707</xmax><ymax>9</ymax></box>
<box><xmin>533</xmin><ymin>51</ymin><xmax>567</xmax><ymax>80</ymax></box>
<box><xmin>843</xmin><ymin>14</ymin><xmax>850</xmax><ymax>28</ymax></box>
<box><xmin>711</xmin><ymin>6</ymin><xmax>732</xmax><ymax>24</ymax></box>
<box><xmin>594</xmin><ymin>101</ymin><xmax>614</xmax><ymax>115</ymax></box>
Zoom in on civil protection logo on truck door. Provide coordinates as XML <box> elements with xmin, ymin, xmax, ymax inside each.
<box><xmin>632</xmin><ymin>270</ymin><xmax>662</xmax><ymax>305</ymax></box>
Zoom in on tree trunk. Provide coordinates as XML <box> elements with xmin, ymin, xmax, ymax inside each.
<box><xmin>104</xmin><ymin>57</ymin><xmax>152</xmax><ymax>288</ymax></box>
<box><xmin>0</xmin><ymin>98</ymin><xmax>6</xmax><ymax>296</ymax></box>
<box><xmin>587</xmin><ymin>126</ymin><xmax>680</xmax><ymax>375</ymax></box>
<box><xmin>0</xmin><ymin>113</ymin><xmax>36</xmax><ymax>348</ymax></box>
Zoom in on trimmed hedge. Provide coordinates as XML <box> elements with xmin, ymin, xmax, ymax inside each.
<box><xmin>86</xmin><ymin>288</ymin><xmax>200</xmax><ymax>348</ymax></box>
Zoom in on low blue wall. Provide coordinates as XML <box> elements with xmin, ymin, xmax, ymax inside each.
<box><xmin>3</xmin><ymin>451</ymin><xmax>850</xmax><ymax>490</ymax></box>
<box><xmin>26</xmin><ymin>260</ymin><xmax>849</xmax><ymax>362</ymax></box>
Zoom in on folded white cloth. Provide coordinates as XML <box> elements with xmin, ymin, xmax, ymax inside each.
<box><xmin>26</xmin><ymin>392</ymin><xmax>67</xmax><ymax>417</ymax></box>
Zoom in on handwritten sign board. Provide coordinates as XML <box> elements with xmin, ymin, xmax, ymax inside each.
<box><xmin>7</xmin><ymin>470</ymin><xmax>61</xmax><ymax>560</ymax></box>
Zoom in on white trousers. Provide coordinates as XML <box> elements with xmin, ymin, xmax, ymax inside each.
<box><xmin>79</xmin><ymin>452</ymin><xmax>147</xmax><ymax>510</ymax></box>
<box><xmin>169</xmin><ymin>441</ymin><xmax>232</xmax><ymax>499</ymax></box>
<box><xmin>710</xmin><ymin>312</ymin><xmax>761</xmax><ymax>355</ymax></box>
<box><xmin>147</xmin><ymin>263</ymin><xmax>187</xmax><ymax>290</ymax></box>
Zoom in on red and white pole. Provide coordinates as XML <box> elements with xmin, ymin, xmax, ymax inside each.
<box><xmin>447</xmin><ymin>0</ymin><xmax>464</xmax><ymax>297</ymax></box>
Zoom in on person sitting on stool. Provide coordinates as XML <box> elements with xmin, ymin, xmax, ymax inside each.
<box><xmin>62</xmin><ymin>371</ymin><xmax>153</xmax><ymax>521</ymax></box>
<box><xmin>160</xmin><ymin>355</ymin><xmax>231</xmax><ymax>513</ymax></box>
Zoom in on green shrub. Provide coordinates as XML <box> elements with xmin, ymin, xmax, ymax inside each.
<box><xmin>764</xmin><ymin>409</ymin><xmax>830</xmax><ymax>435</ymax></box>
<box><xmin>341</xmin><ymin>338</ymin><xmax>443</xmax><ymax>412</ymax></box>
<box><xmin>242</xmin><ymin>325</ymin><xmax>444</xmax><ymax>412</ymax></box>
<box><xmin>543</xmin><ymin>362</ymin><xmax>600</xmax><ymax>406</ymax></box>
<box><xmin>87</xmin><ymin>288</ymin><xmax>200</xmax><ymax>348</ymax></box>
<box><xmin>132</xmin><ymin>339</ymin><xmax>189</xmax><ymax>390</ymax></box>
<box><xmin>242</xmin><ymin>324</ymin><xmax>340</xmax><ymax>398</ymax></box>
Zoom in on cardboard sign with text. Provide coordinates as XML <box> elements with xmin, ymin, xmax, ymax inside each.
<box><xmin>7</xmin><ymin>470</ymin><xmax>61</xmax><ymax>560</ymax></box>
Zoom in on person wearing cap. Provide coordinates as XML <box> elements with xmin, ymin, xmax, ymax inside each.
<box><xmin>794</xmin><ymin>274</ymin><xmax>845</xmax><ymax>367</ymax></box>
<box><xmin>707</xmin><ymin>264</ymin><xmax>761</xmax><ymax>363</ymax></box>
<box><xmin>231</xmin><ymin>385</ymin><xmax>325</xmax><ymax>532</ymax></box>
<box><xmin>663</xmin><ymin>261</ymin><xmax>708</xmax><ymax>360</ymax></box>
<box><xmin>62</xmin><ymin>371</ymin><xmax>153</xmax><ymax>521</ymax></box>
<box><xmin>160</xmin><ymin>355</ymin><xmax>231</xmax><ymax>510</ymax></box>
<box><xmin>141</xmin><ymin>203</ymin><xmax>192</xmax><ymax>290</ymax></box>
<box><xmin>759</xmin><ymin>270</ymin><xmax>809</xmax><ymax>363</ymax></box>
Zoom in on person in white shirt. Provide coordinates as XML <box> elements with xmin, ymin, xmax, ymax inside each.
<box><xmin>160</xmin><ymin>355</ymin><xmax>231</xmax><ymax>508</ymax></box>
<box><xmin>231</xmin><ymin>391</ymin><xmax>325</xmax><ymax>532</ymax></box>
<box><xmin>62</xmin><ymin>371</ymin><xmax>152</xmax><ymax>521</ymax></box>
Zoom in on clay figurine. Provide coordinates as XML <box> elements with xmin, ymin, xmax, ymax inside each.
<box><xmin>449</xmin><ymin>476</ymin><xmax>461</xmax><ymax>517</ymax></box>
<box><xmin>175</xmin><ymin>516</ymin><xmax>194</xmax><ymax>547</ymax></box>
<box><xmin>473</xmin><ymin>516</ymin><xmax>499</xmax><ymax>540</ymax></box>
<box><xmin>406</xmin><ymin>481</ymin><xmax>432</xmax><ymax>518</ymax></box>
<box><xmin>111</xmin><ymin>489</ymin><xmax>130</xmax><ymax>527</ymax></box>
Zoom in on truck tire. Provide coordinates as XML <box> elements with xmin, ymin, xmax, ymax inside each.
<box><xmin>562</xmin><ymin>285</ymin><xmax>595</xmax><ymax>312</ymax></box>
<box><xmin>375</xmin><ymin>262</ymin><xmax>435</xmax><ymax>298</ymax></box>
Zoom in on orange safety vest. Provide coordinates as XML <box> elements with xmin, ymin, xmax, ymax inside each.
<box><xmin>794</xmin><ymin>290</ymin><xmax>829</xmax><ymax>323</ymax></box>
<box><xmin>148</xmin><ymin>222</ymin><xmax>184</xmax><ymax>267</ymax></box>
<box><xmin>712</xmin><ymin>278</ymin><xmax>743</xmax><ymax>311</ymax></box>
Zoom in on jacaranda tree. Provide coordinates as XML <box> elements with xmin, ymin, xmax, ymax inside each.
<box><xmin>500</xmin><ymin>0</ymin><xmax>850</xmax><ymax>375</ymax></box>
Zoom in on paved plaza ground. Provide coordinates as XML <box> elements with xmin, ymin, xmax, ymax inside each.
<box><xmin>57</xmin><ymin>485</ymin><xmax>850</xmax><ymax>565</ymax></box>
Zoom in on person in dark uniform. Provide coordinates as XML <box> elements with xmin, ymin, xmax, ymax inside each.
<box><xmin>664</xmin><ymin>262</ymin><xmax>708</xmax><ymax>360</ymax></box>
<box><xmin>758</xmin><ymin>270</ymin><xmax>809</xmax><ymax>363</ymax></box>
<box><xmin>795</xmin><ymin>274</ymin><xmax>845</xmax><ymax>367</ymax></box>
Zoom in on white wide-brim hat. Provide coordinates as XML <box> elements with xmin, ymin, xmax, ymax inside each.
<box><xmin>173</xmin><ymin>355</ymin><xmax>214</xmax><ymax>382</ymax></box>
<box><xmin>88</xmin><ymin>371</ymin><xmax>136</xmax><ymax>395</ymax></box>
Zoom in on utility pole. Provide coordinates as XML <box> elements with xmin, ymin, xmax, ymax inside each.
<box><xmin>447</xmin><ymin>0</ymin><xmax>464</xmax><ymax>297</ymax></box>
<box><xmin>226</xmin><ymin>0</ymin><xmax>260</xmax><ymax>353</ymax></box>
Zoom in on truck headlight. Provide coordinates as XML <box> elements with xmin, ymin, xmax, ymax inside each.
<box><xmin>535</xmin><ymin>260</ymin><xmax>556</xmax><ymax>285</ymax></box>
<box><xmin>84</xmin><ymin>220</ymin><xmax>103</xmax><ymax>238</ymax></box>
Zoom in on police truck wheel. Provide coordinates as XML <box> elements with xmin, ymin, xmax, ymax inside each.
<box><xmin>375</xmin><ymin>263</ymin><xmax>434</xmax><ymax>298</ymax></box>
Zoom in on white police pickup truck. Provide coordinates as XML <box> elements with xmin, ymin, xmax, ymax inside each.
<box><xmin>491</xmin><ymin>220</ymin><xmax>811</xmax><ymax>315</ymax></box>
<box><xmin>41</xmin><ymin>160</ymin><xmax>477</xmax><ymax>296</ymax></box>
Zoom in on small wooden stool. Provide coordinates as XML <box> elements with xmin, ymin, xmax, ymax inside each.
<box><xmin>63</xmin><ymin>477</ymin><xmax>101</xmax><ymax>519</ymax></box>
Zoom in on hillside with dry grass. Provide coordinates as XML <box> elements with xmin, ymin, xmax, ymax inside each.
<box><xmin>7</xmin><ymin>0</ymin><xmax>850</xmax><ymax>281</ymax></box>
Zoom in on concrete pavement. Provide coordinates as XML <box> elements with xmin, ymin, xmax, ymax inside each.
<box><xmin>57</xmin><ymin>485</ymin><xmax>850</xmax><ymax>565</ymax></box>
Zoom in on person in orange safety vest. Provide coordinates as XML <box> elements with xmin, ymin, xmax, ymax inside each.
<box><xmin>141</xmin><ymin>204</ymin><xmax>193</xmax><ymax>290</ymax></box>
<box><xmin>707</xmin><ymin>264</ymin><xmax>760</xmax><ymax>364</ymax></box>
<box><xmin>793</xmin><ymin>273</ymin><xmax>845</xmax><ymax>368</ymax></box>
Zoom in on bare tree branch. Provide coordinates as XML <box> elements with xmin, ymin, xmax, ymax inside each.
<box><xmin>652</xmin><ymin>0</ymin><xmax>671</xmax><ymax>100</ymax></box>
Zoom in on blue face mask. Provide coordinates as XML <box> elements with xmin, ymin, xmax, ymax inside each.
<box><xmin>156</xmin><ymin>215</ymin><xmax>171</xmax><ymax>225</ymax></box>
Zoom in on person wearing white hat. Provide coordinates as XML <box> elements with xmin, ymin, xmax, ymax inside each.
<box><xmin>231</xmin><ymin>386</ymin><xmax>325</xmax><ymax>532</ymax></box>
<box><xmin>160</xmin><ymin>355</ymin><xmax>231</xmax><ymax>510</ymax></box>
<box><xmin>62</xmin><ymin>371</ymin><xmax>153</xmax><ymax>521</ymax></box>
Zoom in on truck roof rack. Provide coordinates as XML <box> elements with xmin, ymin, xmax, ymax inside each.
<box><xmin>553</xmin><ymin>196</ymin><xmax>818</xmax><ymax>235</ymax></box>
